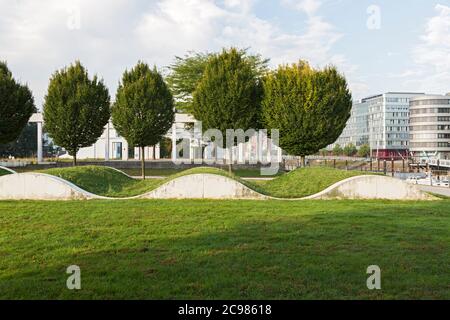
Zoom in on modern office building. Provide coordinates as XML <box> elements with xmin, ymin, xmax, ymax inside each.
<box><xmin>329</xmin><ymin>99</ymin><xmax>370</xmax><ymax>148</ymax></box>
<box><xmin>367</xmin><ymin>92</ymin><xmax>424</xmax><ymax>159</ymax></box>
<box><xmin>409</xmin><ymin>94</ymin><xmax>450</xmax><ymax>160</ymax></box>
<box><xmin>329</xmin><ymin>92</ymin><xmax>425</xmax><ymax>159</ymax></box>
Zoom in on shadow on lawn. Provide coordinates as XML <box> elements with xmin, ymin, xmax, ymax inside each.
<box><xmin>1</xmin><ymin>201</ymin><xmax>448</xmax><ymax>300</ymax></box>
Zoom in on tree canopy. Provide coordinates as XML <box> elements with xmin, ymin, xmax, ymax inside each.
<box><xmin>168</xmin><ymin>49</ymin><xmax>268</xmax><ymax>114</ymax></box>
<box><xmin>343</xmin><ymin>143</ymin><xmax>357</xmax><ymax>156</ymax></box>
<box><xmin>261</xmin><ymin>61</ymin><xmax>352</xmax><ymax>164</ymax></box>
<box><xmin>0</xmin><ymin>61</ymin><xmax>36</xmax><ymax>144</ymax></box>
<box><xmin>333</xmin><ymin>144</ymin><xmax>343</xmax><ymax>156</ymax></box>
<box><xmin>357</xmin><ymin>143</ymin><xmax>371</xmax><ymax>158</ymax></box>
<box><xmin>43</xmin><ymin>61</ymin><xmax>110</xmax><ymax>165</ymax></box>
<box><xmin>193</xmin><ymin>48</ymin><xmax>265</xmax><ymax>134</ymax></box>
<box><xmin>112</xmin><ymin>62</ymin><xmax>174</xmax><ymax>178</ymax></box>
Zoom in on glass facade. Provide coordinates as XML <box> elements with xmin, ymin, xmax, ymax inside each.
<box><xmin>328</xmin><ymin>99</ymin><xmax>369</xmax><ymax>148</ymax></box>
<box><xmin>329</xmin><ymin>92</ymin><xmax>425</xmax><ymax>159</ymax></box>
<box><xmin>409</xmin><ymin>95</ymin><xmax>450</xmax><ymax>160</ymax></box>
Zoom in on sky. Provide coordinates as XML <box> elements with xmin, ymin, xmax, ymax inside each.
<box><xmin>1</xmin><ymin>0</ymin><xmax>449</xmax><ymax>111</ymax></box>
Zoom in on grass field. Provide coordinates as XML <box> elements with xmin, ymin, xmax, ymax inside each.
<box><xmin>39</xmin><ymin>166</ymin><xmax>161</xmax><ymax>197</ymax></box>
<box><xmin>36</xmin><ymin>165</ymin><xmax>372</xmax><ymax>198</ymax></box>
<box><xmin>119</xmin><ymin>167</ymin><xmax>280</xmax><ymax>178</ymax></box>
<box><xmin>0</xmin><ymin>168</ymin><xmax>11</xmax><ymax>176</ymax></box>
<box><xmin>255</xmin><ymin>167</ymin><xmax>374</xmax><ymax>198</ymax></box>
<box><xmin>0</xmin><ymin>199</ymin><xmax>448</xmax><ymax>299</ymax></box>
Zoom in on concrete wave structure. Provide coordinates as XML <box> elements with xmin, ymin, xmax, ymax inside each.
<box><xmin>0</xmin><ymin>166</ymin><xmax>17</xmax><ymax>174</ymax></box>
<box><xmin>0</xmin><ymin>173</ymin><xmax>106</xmax><ymax>200</ymax></box>
<box><xmin>301</xmin><ymin>175</ymin><xmax>435</xmax><ymax>200</ymax></box>
<box><xmin>0</xmin><ymin>172</ymin><xmax>436</xmax><ymax>201</ymax></box>
<box><xmin>140</xmin><ymin>174</ymin><xmax>268</xmax><ymax>199</ymax></box>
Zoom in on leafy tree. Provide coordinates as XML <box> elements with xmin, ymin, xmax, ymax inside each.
<box><xmin>262</xmin><ymin>61</ymin><xmax>352</xmax><ymax>166</ymax></box>
<box><xmin>166</xmin><ymin>52</ymin><xmax>211</xmax><ymax>114</ymax></box>
<box><xmin>112</xmin><ymin>62</ymin><xmax>174</xmax><ymax>179</ymax></box>
<box><xmin>0</xmin><ymin>123</ymin><xmax>36</xmax><ymax>158</ymax></box>
<box><xmin>43</xmin><ymin>61</ymin><xmax>110</xmax><ymax>166</ymax></box>
<box><xmin>333</xmin><ymin>144</ymin><xmax>343</xmax><ymax>156</ymax></box>
<box><xmin>192</xmin><ymin>48</ymin><xmax>264</xmax><ymax>172</ymax></box>
<box><xmin>357</xmin><ymin>143</ymin><xmax>370</xmax><ymax>158</ymax></box>
<box><xmin>0</xmin><ymin>61</ymin><xmax>35</xmax><ymax>144</ymax></box>
<box><xmin>167</xmin><ymin>49</ymin><xmax>268</xmax><ymax>114</ymax></box>
<box><xmin>343</xmin><ymin>143</ymin><xmax>357</xmax><ymax>156</ymax></box>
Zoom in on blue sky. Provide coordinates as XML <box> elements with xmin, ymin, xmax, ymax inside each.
<box><xmin>1</xmin><ymin>0</ymin><xmax>449</xmax><ymax>109</ymax></box>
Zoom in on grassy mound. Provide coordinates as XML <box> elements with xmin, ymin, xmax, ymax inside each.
<box><xmin>38</xmin><ymin>166</ymin><xmax>251</xmax><ymax>198</ymax></box>
<box><xmin>39</xmin><ymin>166</ymin><xmax>161</xmax><ymax>197</ymax></box>
<box><xmin>38</xmin><ymin>165</ymin><xmax>372</xmax><ymax>199</ymax></box>
<box><xmin>254</xmin><ymin>167</ymin><xmax>373</xmax><ymax>198</ymax></box>
<box><xmin>0</xmin><ymin>168</ymin><xmax>13</xmax><ymax>176</ymax></box>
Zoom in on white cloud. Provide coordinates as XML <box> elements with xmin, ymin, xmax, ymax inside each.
<box><xmin>410</xmin><ymin>4</ymin><xmax>450</xmax><ymax>93</ymax></box>
<box><xmin>282</xmin><ymin>0</ymin><xmax>322</xmax><ymax>16</ymax></box>
<box><xmin>0</xmin><ymin>0</ymin><xmax>362</xmax><ymax>107</ymax></box>
<box><xmin>135</xmin><ymin>0</ymin><xmax>225</xmax><ymax>64</ymax></box>
<box><xmin>414</xmin><ymin>4</ymin><xmax>450</xmax><ymax>69</ymax></box>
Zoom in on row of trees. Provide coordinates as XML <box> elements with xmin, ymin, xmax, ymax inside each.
<box><xmin>1</xmin><ymin>47</ymin><xmax>353</xmax><ymax>178</ymax></box>
<box><xmin>169</xmin><ymin>49</ymin><xmax>352</xmax><ymax>167</ymax></box>
<box><xmin>331</xmin><ymin>143</ymin><xmax>370</xmax><ymax>157</ymax></box>
<box><xmin>43</xmin><ymin>61</ymin><xmax>174</xmax><ymax>177</ymax></box>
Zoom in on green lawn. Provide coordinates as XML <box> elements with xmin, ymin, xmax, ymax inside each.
<box><xmin>120</xmin><ymin>167</ymin><xmax>284</xmax><ymax>178</ymax></box>
<box><xmin>38</xmin><ymin>166</ymin><xmax>160</xmax><ymax>197</ymax></box>
<box><xmin>255</xmin><ymin>167</ymin><xmax>374</xmax><ymax>198</ymax></box>
<box><xmin>36</xmin><ymin>165</ymin><xmax>373</xmax><ymax>199</ymax></box>
<box><xmin>0</xmin><ymin>199</ymin><xmax>448</xmax><ymax>299</ymax></box>
<box><xmin>119</xmin><ymin>168</ymin><xmax>184</xmax><ymax>177</ymax></box>
<box><xmin>0</xmin><ymin>168</ymin><xmax>12</xmax><ymax>176</ymax></box>
<box><xmin>37</xmin><ymin>166</ymin><xmax>254</xmax><ymax>198</ymax></box>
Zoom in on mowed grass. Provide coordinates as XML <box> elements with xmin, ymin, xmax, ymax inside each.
<box><xmin>37</xmin><ymin>166</ymin><xmax>253</xmax><ymax>198</ymax></box>
<box><xmin>0</xmin><ymin>199</ymin><xmax>448</xmax><ymax>299</ymax></box>
<box><xmin>37</xmin><ymin>165</ymin><xmax>373</xmax><ymax>199</ymax></box>
<box><xmin>120</xmin><ymin>167</ymin><xmax>284</xmax><ymax>178</ymax></box>
<box><xmin>255</xmin><ymin>167</ymin><xmax>374</xmax><ymax>198</ymax></box>
<box><xmin>0</xmin><ymin>168</ymin><xmax>12</xmax><ymax>176</ymax></box>
<box><xmin>38</xmin><ymin>166</ymin><xmax>160</xmax><ymax>197</ymax></box>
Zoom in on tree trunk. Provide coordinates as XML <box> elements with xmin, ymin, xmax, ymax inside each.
<box><xmin>300</xmin><ymin>155</ymin><xmax>306</xmax><ymax>167</ymax></box>
<box><xmin>141</xmin><ymin>146</ymin><xmax>146</xmax><ymax>180</ymax></box>
<box><xmin>72</xmin><ymin>149</ymin><xmax>77</xmax><ymax>166</ymax></box>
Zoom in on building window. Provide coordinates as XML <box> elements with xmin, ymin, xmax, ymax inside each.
<box><xmin>112</xmin><ymin>142</ymin><xmax>122</xmax><ymax>159</ymax></box>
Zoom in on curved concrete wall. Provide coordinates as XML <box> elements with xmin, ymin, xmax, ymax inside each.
<box><xmin>0</xmin><ymin>166</ymin><xmax>17</xmax><ymax>174</ymax></box>
<box><xmin>0</xmin><ymin>173</ymin><xmax>104</xmax><ymax>200</ymax></box>
<box><xmin>303</xmin><ymin>175</ymin><xmax>435</xmax><ymax>200</ymax></box>
<box><xmin>141</xmin><ymin>174</ymin><xmax>268</xmax><ymax>199</ymax></box>
<box><xmin>0</xmin><ymin>172</ymin><xmax>435</xmax><ymax>201</ymax></box>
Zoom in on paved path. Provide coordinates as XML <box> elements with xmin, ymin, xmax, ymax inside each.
<box><xmin>418</xmin><ymin>185</ymin><xmax>450</xmax><ymax>197</ymax></box>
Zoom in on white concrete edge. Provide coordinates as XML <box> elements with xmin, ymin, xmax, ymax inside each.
<box><xmin>0</xmin><ymin>166</ymin><xmax>17</xmax><ymax>174</ymax></box>
<box><xmin>136</xmin><ymin>173</ymin><xmax>270</xmax><ymax>199</ymax></box>
<box><xmin>0</xmin><ymin>172</ymin><xmax>437</xmax><ymax>201</ymax></box>
<box><xmin>241</xmin><ymin>174</ymin><xmax>436</xmax><ymax>201</ymax></box>
<box><xmin>20</xmin><ymin>172</ymin><xmax>110</xmax><ymax>200</ymax></box>
<box><xmin>102</xmin><ymin>166</ymin><xmax>135</xmax><ymax>179</ymax></box>
<box><xmin>296</xmin><ymin>175</ymin><xmax>437</xmax><ymax>201</ymax></box>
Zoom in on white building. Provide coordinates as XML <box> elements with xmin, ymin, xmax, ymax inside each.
<box><xmin>31</xmin><ymin>112</ymin><xmax>282</xmax><ymax>164</ymax></box>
